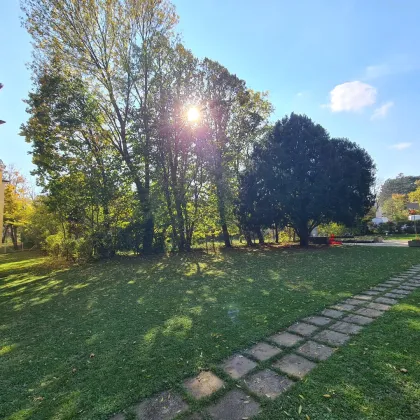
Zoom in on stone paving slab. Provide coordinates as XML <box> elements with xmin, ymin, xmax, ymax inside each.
<box><xmin>345</xmin><ymin>298</ymin><xmax>367</xmax><ymax>306</ymax></box>
<box><xmin>384</xmin><ymin>280</ymin><xmax>402</xmax><ymax>285</ymax></box>
<box><xmin>246</xmin><ymin>342</ymin><xmax>282</xmax><ymax>361</ymax></box>
<box><xmin>370</xmin><ymin>287</ymin><xmax>388</xmax><ymax>292</ymax></box>
<box><xmin>375</xmin><ymin>297</ymin><xmax>398</xmax><ymax>305</ymax></box>
<box><xmin>399</xmin><ymin>285</ymin><xmax>417</xmax><ymax>291</ymax></box>
<box><xmin>302</xmin><ymin>315</ymin><xmax>332</xmax><ymax>326</ymax></box>
<box><xmin>321</xmin><ymin>309</ymin><xmax>344</xmax><ymax>319</ymax></box>
<box><xmin>297</xmin><ymin>340</ymin><xmax>335</xmax><ymax>361</ymax></box>
<box><xmin>184</xmin><ymin>371</ymin><xmax>224</xmax><ymax>400</ymax></box>
<box><xmin>366</xmin><ymin>302</ymin><xmax>391</xmax><ymax>311</ymax></box>
<box><xmin>243</xmin><ymin>369</ymin><xmax>294</xmax><ymax>399</ymax></box>
<box><xmin>342</xmin><ymin>314</ymin><xmax>374</xmax><ymax>325</ymax></box>
<box><xmin>331</xmin><ymin>303</ymin><xmax>356</xmax><ymax>312</ymax></box>
<box><xmin>222</xmin><ymin>355</ymin><xmax>257</xmax><ymax>379</ymax></box>
<box><xmin>133</xmin><ymin>390</ymin><xmax>189</xmax><ymax>420</ymax></box>
<box><xmin>329</xmin><ymin>321</ymin><xmax>363</xmax><ymax>335</ymax></box>
<box><xmin>391</xmin><ymin>289</ymin><xmax>411</xmax><ymax>295</ymax></box>
<box><xmin>287</xmin><ymin>322</ymin><xmax>319</xmax><ymax>337</ymax></box>
<box><xmin>268</xmin><ymin>331</ymin><xmax>304</xmax><ymax>348</ymax></box>
<box><xmin>109</xmin><ymin>414</ymin><xmax>125</xmax><ymax>420</ymax></box>
<box><xmin>355</xmin><ymin>308</ymin><xmax>383</xmax><ymax>318</ymax></box>
<box><xmin>384</xmin><ymin>293</ymin><xmax>404</xmax><ymax>299</ymax></box>
<box><xmin>377</xmin><ymin>283</ymin><xmax>393</xmax><ymax>288</ymax></box>
<box><xmin>206</xmin><ymin>389</ymin><xmax>260</xmax><ymax>420</ymax></box>
<box><xmin>273</xmin><ymin>353</ymin><xmax>317</xmax><ymax>379</ymax></box>
<box><xmin>313</xmin><ymin>329</ymin><xmax>350</xmax><ymax>346</ymax></box>
<box><xmin>353</xmin><ymin>294</ymin><xmax>373</xmax><ymax>301</ymax></box>
<box><xmin>406</xmin><ymin>282</ymin><xmax>420</xmax><ymax>286</ymax></box>
<box><xmin>362</xmin><ymin>290</ymin><xmax>380</xmax><ymax>296</ymax></box>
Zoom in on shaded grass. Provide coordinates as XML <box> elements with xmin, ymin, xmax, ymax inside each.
<box><xmin>0</xmin><ymin>246</ymin><xmax>419</xmax><ymax>419</ymax></box>
<box><xmin>259</xmin><ymin>289</ymin><xmax>420</xmax><ymax>420</ymax></box>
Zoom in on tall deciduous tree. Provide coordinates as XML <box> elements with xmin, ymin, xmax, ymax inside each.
<box><xmin>201</xmin><ymin>59</ymin><xmax>272</xmax><ymax>247</ymax></box>
<box><xmin>22</xmin><ymin>0</ymin><xmax>178</xmax><ymax>253</ymax></box>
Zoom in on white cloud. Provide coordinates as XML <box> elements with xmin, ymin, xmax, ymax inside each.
<box><xmin>388</xmin><ymin>142</ymin><xmax>412</xmax><ymax>150</ymax></box>
<box><xmin>371</xmin><ymin>101</ymin><xmax>394</xmax><ymax>120</ymax></box>
<box><xmin>329</xmin><ymin>81</ymin><xmax>377</xmax><ymax>112</ymax></box>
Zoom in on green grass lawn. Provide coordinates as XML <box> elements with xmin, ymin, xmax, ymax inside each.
<box><xmin>260</xmin><ymin>289</ymin><xmax>420</xmax><ymax>420</ymax></box>
<box><xmin>383</xmin><ymin>234</ymin><xmax>419</xmax><ymax>241</ymax></box>
<box><xmin>1</xmin><ymin>246</ymin><xmax>419</xmax><ymax>419</ymax></box>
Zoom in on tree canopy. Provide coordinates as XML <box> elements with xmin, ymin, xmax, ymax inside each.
<box><xmin>238</xmin><ymin>114</ymin><xmax>376</xmax><ymax>246</ymax></box>
<box><xmin>18</xmin><ymin>1</ymin><xmax>374</xmax><ymax>257</ymax></box>
<box><xmin>379</xmin><ymin>174</ymin><xmax>420</xmax><ymax>205</ymax></box>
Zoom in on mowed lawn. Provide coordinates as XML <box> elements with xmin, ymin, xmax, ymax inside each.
<box><xmin>1</xmin><ymin>247</ymin><xmax>419</xmax><ymax>420</ymax></box>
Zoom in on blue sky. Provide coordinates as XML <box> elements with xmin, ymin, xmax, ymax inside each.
<box><xmin>1</xmin><ymin>0</ymin><xmax>420</xmax><ymax>182</ymax></box>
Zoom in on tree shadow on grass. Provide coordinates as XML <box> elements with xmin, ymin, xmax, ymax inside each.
<box><xmin>1</xmin><ymin>247</ymin><xmax>420</xmax><ymax>419</ymax></box>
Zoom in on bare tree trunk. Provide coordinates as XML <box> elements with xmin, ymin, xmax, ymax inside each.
<box><xmin>2</xmin><ymin>225</ymin><xmax>8</xmax><ymax>243</ymax></box>
<box><xmin>297</xmin><ymin>227</ymin><xmax>309</xmax><ymax>247</ymax></box>
<box><xmin>11</xmin><ymin>226</ymin><xmax>19</xmax><ymax>250</ymax></box>
<box><xmin>244</xmin><ymin>230</ymin><xmax>253</xmax><ymax>246</ymax></box>
<box><xmin>275</xmin><ymin>223</ymin><xmax>279</xmax><ymax>243</ymax></box>
<box><xmin>257</xmin><ymin>227</ymin><xmax>265</xmax><ymax>244</ymax></box>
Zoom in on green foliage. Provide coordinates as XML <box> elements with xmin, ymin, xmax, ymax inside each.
<box><xmin>382</xmin><ymin>194</ymin><xmax>408</xmax><ymax>221</ymax></box>
<box><xmin>379</xmin><ymin>173</ymin><xmax>420</xmax><ymax>204</ymax></box>
<box><xmin>317</xmin><ymin>222</ymin><xmax>348</xmax><ymax>237</ymax></box>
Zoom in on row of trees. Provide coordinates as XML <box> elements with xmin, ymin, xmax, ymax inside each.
<box><xmin>18</xmin><ymin>0</ymin><xmax>376</xmax><ymax>258</ymax></box>
<box><xmin>21</xmin><ymin>0</ymin><xmax>272</xmax><ymax>256</ymax></box>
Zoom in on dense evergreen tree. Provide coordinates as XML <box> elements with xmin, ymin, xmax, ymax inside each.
<box><xmin>238</xmin><ymin>114</ymin><xmax>376</xmax><ymax>246</ymax></box>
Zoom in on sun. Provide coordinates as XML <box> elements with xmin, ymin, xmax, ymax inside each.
<box><xmin>187</xmin><ymin>106</ymin><xmax>200</xmax><ymax>122</ymax></box>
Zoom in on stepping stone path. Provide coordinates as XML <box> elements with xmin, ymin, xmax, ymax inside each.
<box><xmin>109</xmin><ymin>265</ymin><xmax>420</xmax><ymax>419</ymax></box>
<box><xmin>243</xmin><ymin>369</ymin><xmax>294</xmax><ymax>398</ymax></box>
<box><xmin>246</xmin><ymin>342</ymin><xmax>282</xmax><ymax>361</ymax></box>
<box><xmin>297</xmin><ymin>340</ymin><xmax>335</xmax><ymax>361</ymax></box>
<box><xmin>329</xmin><ymin>321</ymin><xmax>363</xmax><ymax>335</ymax></box>
<box><xmin>184</xmin><ymin>371</ymin><xmax>224</xmax><ymax>400</ymax></box>
<box><xmin>207</xmin><ymin>390</ymin><xmax>260</xmax><ymax>420</ymax></box>
<box><xmin>222</xmin><ymin>355</ymin><xmax>257</xmax><ymax>379</ymax></box>
<box><xmin>273</xmin><ymin>353</ymin><xmax>317</xmax><ymax>379</ymax></box>
<box><xmin>288</xmin><ymin>321</ymin><xmax>319</xmax><ymax>336</ymax></box>
<box><xmin>268</xmin><ymin>331</ymin><xmax>303</xmax><ymax>347</ymax></box>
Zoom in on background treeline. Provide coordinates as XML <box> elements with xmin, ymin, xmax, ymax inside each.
<box><xmin>9</xmin><ymin>0</ymin><xmax>377</xmax><ymax>259</ymax></box>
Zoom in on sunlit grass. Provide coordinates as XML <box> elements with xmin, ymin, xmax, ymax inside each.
<box><xmin>0</xmin><ymin>247</ymin><xmax>419</xmax><ymax>419</ymax></box>
<box><xmin>262</xmin><ymin>290</ymin><xmax>420</xmax><ymax>419</ymax></box>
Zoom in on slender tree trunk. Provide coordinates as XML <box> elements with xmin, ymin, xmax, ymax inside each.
<box><xmin>161</xmin><ymin>170</ymin><xmax>179</xmax><ymax>251</ymax></box>
<box><xmin>215</xmin><ymin>178</ymin><xmax>231</xmax><ymax>247</ymax></box>
<box><xmin>214</xmin><ymin>149</ymin><xmax>231</xmax><ymax>248</ymax></box>
<box><xmin>11</xmin><ymin>226</ymin><xmax>19</xmax><ymax>250</ymax></box>
<box><xmin>2</xmin><ymin>225</ymin><xmax>8</xmax><ymax>243</ymax></box>
<box><xmin>174</xmin><ymin>199</ymin><xmax>187</xmax><ymax>252</ymax></box>
<box><xmin>257</xmin><ymin>227</ymin><xmax>265</xmax><ymax>244</ymax></box>
<box><xmin>221</xmin><ymin>222</ymin><xmax>231</xmax><ymax>247</ymax></box>
<box><xmin>244</xmin><ymin>230</ymin><xmax>253</xmax><ymax>246</ymax></box>
<box><xmin>275</xmin><ymin>223</ymin><xmax>279</xmax><ymax>243</ymax></box>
